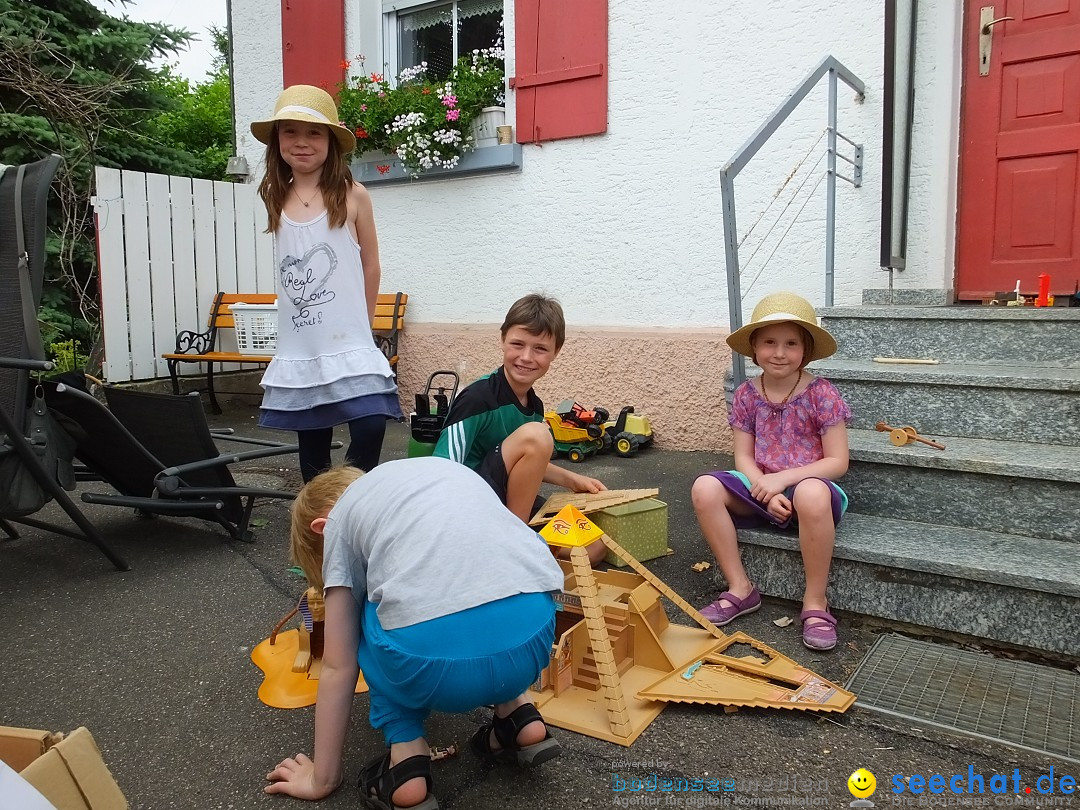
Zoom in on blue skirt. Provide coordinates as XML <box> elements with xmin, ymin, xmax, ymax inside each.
<box><xmin>259</xmin><ymin>392</ymin><xmax>402</xmax><ymax>431</ymax></box>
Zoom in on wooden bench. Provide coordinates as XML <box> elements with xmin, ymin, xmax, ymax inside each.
<box><xmin>164</xmin><ymin>291</ymin><xmax>408</xmax><ymax>414</ymax></box>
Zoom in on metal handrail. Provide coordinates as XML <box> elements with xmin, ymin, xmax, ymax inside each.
<box><xmin>721</xmin><ymin>55</ymin><xmax>865</xmax><ymax>388</ymax></box>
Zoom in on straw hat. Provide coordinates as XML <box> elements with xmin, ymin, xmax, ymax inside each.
<box><xmin>250</xmin><ymin>85</ymin><xmax>356</xmax><ymax>154</ymax></box>
<box><xmin>726</xmin><ymin>291</ymin><xmax>837</xmax><ymax>361</ymax></box>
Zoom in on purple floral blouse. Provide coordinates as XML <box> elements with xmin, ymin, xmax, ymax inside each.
<box><xmin>728</xmin><ymin>376</ymin><xmax>852</xmax><ymax>474</ymax></box>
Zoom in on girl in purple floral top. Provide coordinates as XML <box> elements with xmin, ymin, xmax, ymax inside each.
<box><xmin>693</xmin><ymin>292</ymin><xmax>851</xmax><ymax>651</ymax></box>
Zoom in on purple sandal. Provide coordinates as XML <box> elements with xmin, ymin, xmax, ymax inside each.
<box><xmin>800</xmin><ymin>609</ymin><xmax>838</xmax><ymax>651</ymax></box>
<box><xmin>699</xmin><ymin>586</ymin><xmax>761</xmax><ymax>626</ymax></box>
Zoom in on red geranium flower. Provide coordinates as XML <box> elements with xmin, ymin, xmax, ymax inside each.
<box><xmin>355</xmin><ymin>128</ymin><xmax>368</xmax><ymax>138</ymax></box>
<box><xmin>376</xmin><ymin>164</ymin><xmax>391</xmax><ymax>175</ymax></box>
<box><xmin>340</xmin><ymin>60</ymin><xmax>351</xmax><ymax>70</ymax></box>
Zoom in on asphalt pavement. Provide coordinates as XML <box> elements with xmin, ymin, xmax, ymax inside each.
<box><xmin>2</xmin><ymin>400</ymin><xmax>1075</xmax><ymax>810</ymax></box>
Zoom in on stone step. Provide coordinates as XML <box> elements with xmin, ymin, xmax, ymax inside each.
<box><xmin>735</xmin><ymin>513</ymin><xmax>1080</xmax><ymax>656</ymax></box>
<box><xmin>808</xmin><ymin>360</ymin><xmax>1080</xmax><ymax>446</ymax></box>
<box><xmin>841</xmin><ymin>430</ymin><xmax>1080</xmax><ymax>543</ymax></box>
<box><xmin>818</xmin><ymin>305</ymin><xmax>1080</xmax><ymax>366</ymax></box>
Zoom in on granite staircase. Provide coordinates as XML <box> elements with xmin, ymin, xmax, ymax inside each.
<box><xmin>735</xmin><ymin>303</ymin><xmax>1080</xmax><ymax>657</ymax></box>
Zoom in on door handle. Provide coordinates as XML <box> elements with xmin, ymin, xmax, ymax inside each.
<box><xmin>981</xmin><ymin>16</ymin><xmax>1013</xmax><ymax>33</ymax></box>
<box><xmin>979</xmin><ymin>7</ymin><xmax>1014</xmax><ymax>76</ymax></box>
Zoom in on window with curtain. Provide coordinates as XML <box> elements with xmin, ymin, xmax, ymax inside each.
<box><xmin>396</xmin><ymin>0</ymin><xmax>502</xmax><ymax>80</ymax></box>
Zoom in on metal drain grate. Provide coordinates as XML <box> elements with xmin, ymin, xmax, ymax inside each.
<box><xmin>847</xmin><ymin>634</ymin><xmax>1079</xmax><ymax>763</ymax></box>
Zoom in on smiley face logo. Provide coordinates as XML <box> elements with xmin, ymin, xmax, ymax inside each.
<box><xmin>848</xmin><ymin>769</ymin><xmax>876</xmax><ymax>798</ymax></box>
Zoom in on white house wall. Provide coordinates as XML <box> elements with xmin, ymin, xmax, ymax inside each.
<box><xmin>906</xmin><ymin>0</ymin><xmax>963</xmax><ymax>293</ymax></box>
<box><xmin>231</xmin><ymin>0</ymin><xmax>963</xmax><ymax>327</ymax></box>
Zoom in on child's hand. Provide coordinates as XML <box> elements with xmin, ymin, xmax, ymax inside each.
<box><xmin>750</xmin><ymin>472</ymin><xmax>789</xmax><ymax>504</ymax></box>
<box><xmin>766</xmin><ymin>493</ymin><xmax>792</xmax><ymax>522</ymax></box>
<box><xmin>569</xmin><ymin>473</ymin><xmax>606</xmax><ymax>494</ymax></box>
<box><xmin>265</xmin><ymin>753</ymin><xmax>339</xmax><ymax>800</ymax></box>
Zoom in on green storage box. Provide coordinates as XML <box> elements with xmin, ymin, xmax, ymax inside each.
<box><xmin>592</xmin><ymin>498</ymin><xmax>670</xmax><ymax>567</ymax></box>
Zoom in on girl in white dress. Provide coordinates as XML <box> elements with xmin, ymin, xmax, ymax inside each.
<box><xmin>251</xmin><ymin>86</ymin><xmax>401</xmax><ymax>482</ymax></box>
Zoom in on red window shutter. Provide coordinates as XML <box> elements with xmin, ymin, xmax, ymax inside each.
<box><xmin>281</xmin><ymin>0</ymin><xmax>346</xmax><ymax>93</ymax></box>
<box><xmin>511</xmin><ymin>0</ymin><xmax>607</xmax><ymax>144</ymax></box>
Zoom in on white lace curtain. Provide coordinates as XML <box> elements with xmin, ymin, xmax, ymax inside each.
<box><xmin>402</xmin><ymin>0</ymin><xmax>502</xmax><ymax>31</ymax></box>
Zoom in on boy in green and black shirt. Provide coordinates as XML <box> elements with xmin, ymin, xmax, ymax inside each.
<box><xmin>434</xmin><ymin>294</ymin><xmax>608</xmax><ymax>563</ymax></box>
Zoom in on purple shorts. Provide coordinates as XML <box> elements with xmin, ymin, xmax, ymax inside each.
<box><xmin>700</xmin><ymin>470</ymin><xmax>847</xmax><ymax>530</ymax></box>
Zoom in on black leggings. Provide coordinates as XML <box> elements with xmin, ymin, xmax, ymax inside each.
<box><xmin>297</xmin><ymin>415</ymin><xmax>387</xmax><ymax>483</ymax></box>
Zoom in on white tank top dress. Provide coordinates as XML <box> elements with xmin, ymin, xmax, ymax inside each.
<box><xmin>258</xmin><ymin>210</ymin><xmax>401</xmax><ymax>431</ymax></box>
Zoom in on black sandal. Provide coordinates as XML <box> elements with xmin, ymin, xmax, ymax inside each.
<box><xmin>357</xmin><ymin>751</ymin><xmax>439</xmax><ymax>810</ymax></box>
<box><xmin>469</xmin><ymin>703</ymin><xmax>561</xmax><ymax>768</ymax></box>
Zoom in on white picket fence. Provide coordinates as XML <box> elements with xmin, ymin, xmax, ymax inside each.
<box><xmin>94</xmin><ymin>167</ymin><xmax>275</xmax><ymax>382</ymax></box>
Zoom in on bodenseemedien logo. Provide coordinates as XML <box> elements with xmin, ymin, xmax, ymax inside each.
<box><xmin>848</xmin><ymin>769</ymin><xmax>876</xmax><ymax>808</ymax></box>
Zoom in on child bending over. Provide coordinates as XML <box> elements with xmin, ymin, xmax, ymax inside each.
<box><xmin>265</xmin><ymin>457</ymin><xmax>564</xmax><ymax>807</ymax></box>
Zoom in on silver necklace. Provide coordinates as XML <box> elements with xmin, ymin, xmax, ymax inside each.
<box><xmin>293</xmin><ymin>186</ymin><xmax>318</xmax><ymax>207</ymax></box>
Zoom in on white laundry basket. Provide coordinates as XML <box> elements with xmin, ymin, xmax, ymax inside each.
<box><xmin>230</xmin><ymin>302</ymin><xmax>279</xmax><ymax>354</ymax></box>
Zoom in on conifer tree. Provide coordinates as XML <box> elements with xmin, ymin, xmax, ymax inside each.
<box><xmin>0</xmin><ymin>0</ymin><xmax>222</xmax><ymax>359</ymax></box>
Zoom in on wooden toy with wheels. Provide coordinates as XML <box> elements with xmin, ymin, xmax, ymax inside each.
<box><xmin>875</xmin><ymin>421</ymin><xmax>945</xmax><ymax>450</ymax></box>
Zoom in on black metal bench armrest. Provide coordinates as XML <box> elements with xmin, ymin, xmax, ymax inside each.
<box><xmin>374</xmin><ymin>334</ymin><xmax>398</xmax><ymax>364</ymax></box>
<box><xmin>173</xmin><ymin>329</ymin><xmax>213</xmax><ymax>355</ymax></box>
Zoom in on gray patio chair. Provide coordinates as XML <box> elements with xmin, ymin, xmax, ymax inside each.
<box><xmin>0</xmin><ymin>155</ymin><xmax>130</xmax><ymax>569</ymax></box>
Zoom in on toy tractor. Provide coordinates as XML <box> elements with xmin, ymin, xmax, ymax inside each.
<box><xmin>603</xmin><ymin>406</ymin><xmax>653</xmax><ymax>457</ymax></box>
<box><xmin>545</xmin><ymin>399</ymin><xmax>607</xmax><ymax>462</ymax></box>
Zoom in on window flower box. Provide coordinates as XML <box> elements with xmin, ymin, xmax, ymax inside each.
<box><xmin>351</xmin><ymin>142</ymin><xmax>521</xmax><ymax>186</ymax></box>
<box><xmin>338</xmin><ymin>49</ymin><xmax>505</xmax><ymax>176</ymax></box>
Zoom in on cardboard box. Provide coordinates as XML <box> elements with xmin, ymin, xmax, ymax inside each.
<box><xmin>592</xmin><ymin>498</ymin><xmax>671</xmax><ymax>567</ymax></box>
<box><xmin>0</xmin><ymin>726</ymin><xmax>128</xmax><ymax>810</ymax></box>
<box><xmin>0</xmin><ymin>760</ymin><xmax>59</xmax><ymax>809</ymax></box>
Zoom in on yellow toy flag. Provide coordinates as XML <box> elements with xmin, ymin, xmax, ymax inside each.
<box><xmin>539</xmin><ymin>504</ymin><xmax>605</xmax><ymax>548</ymax></box>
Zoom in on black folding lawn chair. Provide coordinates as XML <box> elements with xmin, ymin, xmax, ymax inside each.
<box><xmin>44</xmin><ymin>379</ymin><xmax>300</xmax><ymax>544</ymax></box>
<box><xmin>0</xmin><ymin>155</ymin><xmax>133</xmax><ymax>570</ymax></box>
<box><xmin>2</xmin><ymin>156</ymin><xmax>300</xmax><ymax>572</ymax></box>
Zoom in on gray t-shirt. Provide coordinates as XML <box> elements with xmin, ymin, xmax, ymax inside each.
<box><xmin>321</xmin><ymin>456</ymin><xmax>564</xmax><ymax>630</ymax></box>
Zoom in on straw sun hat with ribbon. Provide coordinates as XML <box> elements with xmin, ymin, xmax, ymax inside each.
<box><xmin>250</xmin><ymin>85</ymin><xmax>356</xmax><ymax>154</ymax></box>
<box><xmin>726</xmin><ymin>291</ymin><xmax>837</xmax><ymax>362</ymax></box>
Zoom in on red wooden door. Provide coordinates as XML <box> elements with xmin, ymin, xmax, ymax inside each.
<box><xmin>956</xmin><ymin>0</ymin><xmax>1080</xmax><ymax>299</ymax></box>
